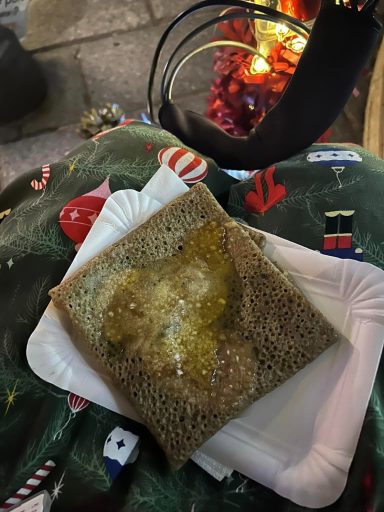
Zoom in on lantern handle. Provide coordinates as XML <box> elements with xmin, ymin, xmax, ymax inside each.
<box><xmin>160</xmin><ymin>10</ymin><xmax>309</xmax><ymax>106</ymax></box>
<box><xmin>157</xmin><ymin>1</ymin><xmax>382</xmax><ymax>170</ymax></box>
<box><xmin>147</xmin><ymin>0</ymin><xmax>310</xmax><ymax>121</ymax></box>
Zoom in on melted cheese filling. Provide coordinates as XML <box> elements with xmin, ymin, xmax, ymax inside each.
<box><xmin>103</xmin><ymin>222</ymin><xmax>243</xmax><ymax>390</ymax></box>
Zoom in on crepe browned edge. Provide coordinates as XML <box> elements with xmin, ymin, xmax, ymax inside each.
<box><xmin>241</xmin><ymin>224</ymin><xmax>266</xmax><ymax>249</ymax></box>
<box><xmin>49</xmin><ymin>183</ymin><xmax>340</xmax><ymax>468</ymax></box>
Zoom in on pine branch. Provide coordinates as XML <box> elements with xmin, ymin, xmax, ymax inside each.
<box><xmin>0</xmin><ymin>330</ymin><xmax>66</xmax><ymax>400</ymax></box>
<box><xmin>89</xmin><ymin>404</ymin><xmax>116</xmax><ymax>428</ymax></box>
<box><xmin>129</xmin><ymin>487</ymin><xmax>164</xmax><ymax>512</ymax></box>
<box><xmin>8</xmin><ymin>196</ymin><xmax>44</xmax><ymax>222</ymax></box>
<box><xmin>129</xmin><ymin>474</ymin><xmax>183</xmax><ymax>512</ymax></box>
<box><xmin>2</xmin><ymin>401</ymin><xmax>69</xmax><ymax>497</ymax></box>
<box><xmin>23</xmin><ymin>222</ymin><xmax>72</xmax><ymax>260</ymax></box>
<box><xmin>68</xmin><ymin>441</ymin><xmax>111</xmax><ymax>491</ymax></box>
<box><xmin>276</xmin><ymin>175</ymin><xmax>364</xmax><ymax>212</ymax></box>
<box><xmin>0</xmin><ymin>412</ymin><xmax>22</xmax><ymax>434</ymax></box>
<box><xmin>5</xmin><ymin>169</ymin><xmax>71</xmax><ymax>224</ymax></box>
<box><xmin>16</xmin><ymin>276</ymin><xmax>51</xmax><ymax>325</ymax></box>
<box><xmin>0</xmin><ymin>217</ymin><xmax>72</xmax><ymax>261</ymax></box>
<box><xmin>122</xmin><ymin>123</ymin><xmax>216</xmax><ymax>163</ymax></box>
<box><xmin>127</xmin><ymin>469</ymin><xmax>265</xmax><ymax>512</ymax></box>
<box><xmin>0</xmin><ymin>165</ymin><xmax>74</xmax><ymax>263</ymax></box>
<box><xmin>371</xmin><ymin>389</ymin><xmax>384</xmax><ymax>420</ymax></box>
<box><xmin>228</xmin><ymin>205</ymin><xmax>247</xmax><ymax>219</ymax></box>
<box><xmin>75</xmin><ymin>152</ymin><xmax>159</xmax><ymax>188</ymax></box>
<box><xmin>122</xmin><ymin>125</ymin><xmax>188</xmax><ymax>149</ymax></box>
<box><xmin>1</xmin><ymin>329</ymin><xmax>16</xmax><ymax>361</ymax></box>
<box><xmin>127</xmin><ymin>469</ymin><xmax>210</xmax><ymax>512</ymax></box>
<box><xmin>305</xmin><ymin>200</ymin><xmax>323</xmax><ymax>227</ymax></box>
<box><xmin>352</xmin><ymin>226</ymin><xmax>384</xmax><ymax>269</ymax></box>
<box><xmin>228</xmin><ymin>183</ymin><xmax>253</xmax><ymax>218</ymax></box>
<box><xmin>367</xmin><ymin>388</ymin><xmax>384</xmax><ymax>425</ymax></box>
<box><xmin>366</xmin><ymin>167</ymin><xmax>384</xmax><ymax>175</ymax></box>
<box><xmin>303</xmin><ymin>200</ymin><xmax>324</xmax><ymax>237</ymax></box>
<box><xmin>377</xmin><ymin>444</ymin><xmax>384</xmax><ymax>458</ymax></box>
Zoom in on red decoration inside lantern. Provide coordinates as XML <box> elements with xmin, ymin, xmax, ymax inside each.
<box><xmin>206</xmin><ymin>0</ymin><xmax>330</xmax><ymax>143</ymax></box>
<box><xmin>280</xmin><ymin>0</ymin><xmax>321</xmax><ymax>20</ymax></box>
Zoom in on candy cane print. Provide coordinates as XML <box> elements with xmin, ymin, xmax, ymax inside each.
<box><xmin>31</xmin><ymin>164</ymin><xmax>51</xmax><ymax>191</ymax></box>
<box><xmin>0</xmin><ymin>460</ymin><xmax>56</xmax><ymax>510</ymax></box>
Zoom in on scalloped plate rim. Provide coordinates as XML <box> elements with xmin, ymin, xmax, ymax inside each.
<box><xmin>26</xmin><ymin>185</ymin><xmax>384</xmax><ymax>508</ymax></box>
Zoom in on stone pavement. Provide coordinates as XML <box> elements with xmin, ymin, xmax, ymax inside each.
<box><xmin>0</xmin><ymin>0</ymin><xmax>380</xmax><ymax>189</ymax></box>
<box><xmin>0</xmin><ymin>0</ymin><xmax>217</xmax><ymax>189</ymax></box>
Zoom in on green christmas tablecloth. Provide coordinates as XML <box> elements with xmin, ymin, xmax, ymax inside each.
<box><xmin>0</xmin><ymin>121</ymin><xmax>383</xmax><ymax>511</ymax></box>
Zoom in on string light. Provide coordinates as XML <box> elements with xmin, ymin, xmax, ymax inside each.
<box><xmin>286</xmin><ymin>35</ymin><xmax>307</xmax><ymax>53</ymax></box>
<box><xmin>275</xmin><ymin>23</ymin><xmax>290</xmax><ymax>41</ymax></box>
<box><xmin>250</xmin><ymin>55</ymin><xmax>271</xmax><ymax>74</ymax></box>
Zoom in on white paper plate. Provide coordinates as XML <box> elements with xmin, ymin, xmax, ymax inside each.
<box><xmin>27</xmin><ymin>167</ymin><xmax>384</xmax><ymax>508</ymax></box>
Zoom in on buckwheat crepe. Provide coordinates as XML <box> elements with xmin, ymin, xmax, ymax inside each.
<box><xmin>49</xmin><ymin>184</ymin><xmax>340</xmax><ymax>468</ymax></box>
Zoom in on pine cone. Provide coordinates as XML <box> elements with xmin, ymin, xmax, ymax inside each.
<box><xmin>79</xmin><ymin>102</ymin><xmax>125</xmax><ymax>138</ymax></box>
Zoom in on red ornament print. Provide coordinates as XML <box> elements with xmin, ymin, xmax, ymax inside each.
<box><xmin>59</xmin><ymin>178</ymin><xmax>111</xmax><ymax>248</ymax></box>
<box><xmin>158</xmin><ymin>147</ymin><xmax>208</xmax><ymax>183</ymax></box>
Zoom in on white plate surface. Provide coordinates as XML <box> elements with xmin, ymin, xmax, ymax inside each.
<box><xmin>27</xmin><ymin>167</ymin><xmax>384</xmax><ymax>508</ymax></box>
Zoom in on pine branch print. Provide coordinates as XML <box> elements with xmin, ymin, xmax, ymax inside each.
<box><xmin>227</xmin><ymin>181</ymin><xmax>254</xmax><ymax>218</ymax></box>
<box><xmin>367</xmin><ymin>388</ymin><xmax>384</xmax><ymax>459</ymax></box>
<box><xmin>0</xmin><ymin>330</ymin><xmax>66</xmax><ymax>400</ymax></box>
<box><xmin>22</xmin><ymin>401</ymin><xmax>69</xmax><ymax>465</ymax></box>
<box><xmin>0</xmin><ymin>216</ymin><xmax>72</xmax><ymax>261</ymax></box>
<box><xmin>16</xmin><ymin>276</ymin><xmax>52</xmax><ymax>325</ymax></box>
<box><xmin>68</xmin><ymin>441</ymin><xmax>111</xmax><ymax>491</ymax></box>
<box><xmin>127</xmin><ymin>470</ymin><xmax>263</xmax><ymax>512</ymax></box>
<box><xmin>368</xmin><ymin>388</ymin><xmax>384</xmax><ymax>425</ymax></box>
<box><xmin>89</xmin><ymin>404</ymin><xmax>117</xmax><ymax>428</ymax></box>
<box><xmin>352</xmin><ymin>227</ymin><xmax>384</xmax><ymax>269</ymax></box>
<box><xmin>304</xmin><ymin>201</ymin><xmax>324</xmax><ymax>236</ymax></box>
<box><xmin>4</xmin><ymin>166</ymin><xmax>71</xmax><ymax>226</ymax></box>
<box><xmin>4</xmin><ymin>196</ymin><xmax>43</xmax><ymax>224</ymax></box>
<box><xmin>0</xmin><ymin>412</ymin><xmax>22</xmax><ymax>434</ymax></box>
<box><xmin>121</xmin><ymin>122</ymin><xmax>215</xmax><ymax>161</ymax></box>
<box><xmin>365</xmin><ymin>166</ymin><xmax>384</xmax><ymax>175</ymax></box>
<box><xmin>128</xmin><ymin>470</ymin><xmax>199</xmax><ymax>512</ymax></box>
<box><xmin>276</xmin><ymin>175</ymin><xmax>364</xmax><ymax>212</ymax></box>
<box><xmin>74</xmin><ymin>151</ymin><xmax>159</xmax><ymax>188</ymax></box>
<box><xmin>1</xmin><ymin>401</ymin><xmax>68</xmax><ymax>498</ymax></box>
<box><xmin>1</xmin><ymin>329</ymin><xmax>16</xmax><ymax>361</ymax></box>
<box><xmin>122</xmin><ymin>125</ymin><xmax>189</xmax><ymax>149</ymax></box>
<box><xmin>227</xmin><ymin>203</ymin><xmax>248</xmax><ymax>219</ymax></box>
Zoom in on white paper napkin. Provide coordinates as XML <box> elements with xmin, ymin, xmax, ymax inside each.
<box><xmin>191</xmin><ymin>451</ymin><xmax>233</xmax><ymax>481</ymax></box>
<box><xmin>141</xmin><ymin>164</ymin><xmax>189</xmax><ymax>204</ymax></box>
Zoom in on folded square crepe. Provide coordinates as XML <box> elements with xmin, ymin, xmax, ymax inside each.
<box><xmin>49</xmin><ymin>184</ymin><xmax>340</xmax><ymax>468</ymax></box>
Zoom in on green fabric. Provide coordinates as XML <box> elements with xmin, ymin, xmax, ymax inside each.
<box><xmin>0</xmin><ymin>122</ymin><xmax>383</xmax><ymax>511</ymax></box>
